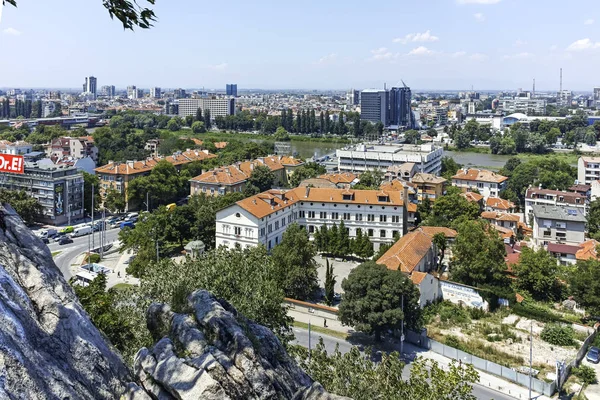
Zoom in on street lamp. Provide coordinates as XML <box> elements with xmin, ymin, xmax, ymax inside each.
<box><xmin>67</xmin><ymin>204</ymin><xmax>72</xmax><ymax>226</ymax></box>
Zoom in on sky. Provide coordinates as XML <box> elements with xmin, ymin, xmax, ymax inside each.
<box><xmin>0</xmin><ymin>0</ymin><xmax>599</xmax><ymax>91</ymax></box>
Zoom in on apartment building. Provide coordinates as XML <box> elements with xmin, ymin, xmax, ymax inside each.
<box><xmin>46</xmin><ymin>136</ymin><xmax>98</xmax><ymax>162</ymax></box>
<box><xmin>0</xmin><ymin>162</ymin><xmax>84</xmax><ymax>225</ymax></box>
<box><xmin>0</xmin><ymin>140</ymin><xmax>32</xmax><ymax>155</ymax></box>
<box><xmin>177</xmin><ymin>98</ymin><xmax>236</xmax><ymax>119</ymax></box>
<box><xmin>95</xmin><ymin>149</ymin><xmax>216</xmax><ymax>210</ymax></box>
<box><xmin>524</xmin><ymin>187</ymin><xmax>587</xmax><ymax>221</ymax></box>
<box><xmin>485</xmin><ymin>197</ymin><xmax>516</xmax><ymax>213</ymax></box>
<box><xmin>411</xmin><ymin>173</ymin><xmax>446</xmax><ymax>201</ymax></box>
<box><xmin>337</xmin><ymin>143</ymin><xmax>443</xmax><ymax>175</ymax></box>
<box><xmin>578</xmin><ymin>156</ymin><xmax>600</xmax><ymax>186</ymax></box>
<box><xmin>190</xmin><ymin>165</ymin><xmax>247</xmax><ymax>196</ymax></box>
<box><xmin>318</xmin><ymin>172</ymin><xmax>359</xmax><ymax>188</ymax></box>
<box><xmin>215</xmin><ymin>187</ymin><xmax>407</xmax><ymax>252</ymax></box>
<box><xmin>499</xmin><ymin>98</ymin><xmax>546</xmax><ymax>115</ymax></box>
<box><xmin>531</xmin><ymin>204</ymin><xmax>586</xmax><ymax>247</ymax></box>
<box><xmin>451</xmin><ymin>169</ymin><xmax>508</xmax><ymax>199</ymax></box>
<box><xmin>481</xmin><ymin>211</ymin><xmax>520</xmax><ymax>233</ymax></box>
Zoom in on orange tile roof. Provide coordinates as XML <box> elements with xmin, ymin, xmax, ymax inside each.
<box><xmin>411</xmin><ymin>173</ymin><xmax>447</xmax><ymax>185</ymax></box>
<box><xmin>481</xmin><ymin>211</ymin><xmax>521</xmax><ymax>222</ymax></box>
<box><xmin>462</xmin><ymin>191</ymin><xmax>484</xmax><ymax>202</ymax></box>
<box><xmin>419</xmin><ymin>226</ymin><xmax>458</xmax><ymax>238</ymax></box>
<box><xmin>452</xmin><ymin>168</ymin><xmax>508</xmax><ymax>183</ymax></box>
<box><xmin>410</xmin><ymin>271</ymin><xmax>428</xmax><ymax>285</ymax></box>
<box><xmin>486</xmin><ymin>197</ymin><xmax>515</xmax><ymax>210</ymax></box>
<box><xmin>236</xmin><ymin>190</ymin><xmax>300</xmax><ymax>219</ymax></box>
<box><xmin>238</xmin><ymin>157</ymin><xmax>286</xmax><ymax>176</ymax></box>
<box><xmin>189</xmin><ymin>138</ymin><xmax>228</xmax><ymax>149</ymax></box>
<box><xmin>319</xmin><ymin>172</ymin><xmax>357</xmax><ymax>184</ymax></box>
<box><xmin>279</xmin><ymin>156</ymin><xmax>304</xmax><ymax>166</ymax></box>
<box><xmin>95</xmin><ymin>149</ymin><xmax>216</xmax><ymax>175</ymax></box>
<box><xmin>190</xmin><ymin>165</ymin><xmax>248</xmax><ymax>185</ymax></box>
<box><xmin>376</xmin><ymin>229</ymin><xmax>434</xmax><ymax>273</ymax></box>
<box><xmin>407</xmin><ymin>203</ymin><xmax>417</xmax><ymax>212</ymax></box>
<box><xmin>576</xmin><ymin>239</ymin><xmax>600</xmax><ymax>261</ymax></box>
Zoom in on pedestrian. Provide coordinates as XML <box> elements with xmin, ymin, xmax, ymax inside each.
<box><xmin>323</xmin><ymin>318</ymin><xmax>327</xmax><ymax>328</ymax></box>
<box><xmin>118</xmin><ymin>271</ymin><xmax>121</xmax><ymax>278</ymax></box>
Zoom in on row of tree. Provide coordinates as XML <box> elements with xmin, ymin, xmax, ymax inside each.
<box><xmin>312</xmin><ymin>222</ymin><xmax>374</xmax><ymax>260</ymax></box>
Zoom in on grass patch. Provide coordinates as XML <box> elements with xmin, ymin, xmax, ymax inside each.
<box><xmin>293</xmin><ymin>321</ymin><xmax>349</xmax><ymax>341</ymax></box>
<box><xmin>110</xmin><ymin>283</ymin><xmax>134</xmax><ymax>291</ymax></box>
<box><xmin>443</xmin><ymin>335</ymin><xmax>525</xmax><ymax>367</ymax></box>
<box><xmin>51</xmin><ymin>251</ymin><xmax>61</xmax><ymax>257</ymax></box>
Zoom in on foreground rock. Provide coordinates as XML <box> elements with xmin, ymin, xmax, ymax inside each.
<box><xmin>0</xmin><ymin>204</ymin><xmax>131</xmax><ymax>399</ymax></box>
<box><xmin>128</xmin><ymin>290</ymin><xmax>347</xmax><ymax>399</ymax></box>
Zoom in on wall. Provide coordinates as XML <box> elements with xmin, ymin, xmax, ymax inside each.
<box><xmin>439</xmin><ymin>280</ymin><xmax>489</xmax><ymax>310</ymax></box>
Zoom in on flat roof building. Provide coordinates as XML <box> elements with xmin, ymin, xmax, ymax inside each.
<box><xmin>177</xmin><ymin>98</ymin><xmax>236</xmax><ymax>119</ymax></box>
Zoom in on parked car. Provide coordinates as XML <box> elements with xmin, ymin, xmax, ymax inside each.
<box><xmin>71</xmin><ymin>226</ymin><xmax>93</xmax><ymax>238</ymax></box>
<box><xmin>120</xmin><ymin>221</ymin><xmax>135</xmax><ymax>230</ymax></box>
<box><xmin>587</xmin><ymin>347</ymin><xmax>600</xmax><ymax>364</ymax></box>
<box><xmin>124</xmin><ymin>212</ymin><xmax>138</xmax><ymax>222</ymax></box>
<box><xmin>41</xmin><ymin>237</ymin><xmax>50</xmax><ymax>244</ymax></box>
<box><xmin>58</xmin><ymin>237</ymin><xmax>73</xmax><ymax>245</ymax></box>
<box><xmin>38</xmin><ymin>228</ymin><xmax>58</xmax><ymax>239</ymax></box>
<box><xmin>59</xmin><ymin>226</ymin><xmax>74</xmax><ymax>234</ymax></box>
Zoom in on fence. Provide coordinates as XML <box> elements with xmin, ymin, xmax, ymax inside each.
<box><xmin>403</xmin><ymin>329</ymin><xmax>557</xmax><ymax>396</ymax></box>
<box><xmin>557</xmin><ymin>325</ymin><xmax>599</xmax><ymax>389</ymax></box>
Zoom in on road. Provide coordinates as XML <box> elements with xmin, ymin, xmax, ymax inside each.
<box><xmin>292</xmin><ymin>327</ymin><xmax>516</xmax><ymax>400</ymax></box>
<box><xmin>48</xmin><ymin>228</ymin><xmax>121</xmax><ymax>279</ymax></box>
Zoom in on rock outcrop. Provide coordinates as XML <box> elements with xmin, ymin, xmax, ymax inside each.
<box><xmin>0</xmin><ymin>204</ymin><xmax>131</xmax><ymax>399</ymax></box>
<box><xmin>127</xmin><ymin>290</ymin><xmax>347</xmax><ymax>399</ymax></box>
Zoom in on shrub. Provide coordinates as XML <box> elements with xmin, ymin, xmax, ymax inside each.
<box><xmin>469</xmin><ymin>307</ymin><xmax>487</xmax><ymax>320</ymax></box>
<box><xmin>88</xmin><ymin>253</ymin><xmax>101</xmax><ymax>264</ymax></box>
<box><xmin>512</xmin><ymin>302</ymin><xmax>562</xmax><ymax>323</ymax></box>
<box><xmin>540</xmin><ymin>324</ymin><xmax>575</xmax><ymax>347</ymax></box>
<box><xmin>574</xmin><ymin>365</ymin><xmax>597</xmax><ymax>386</ymax></box>
<box><xmin>444</xmin><ymin>335</ymin><xmax>462</xmax><ymax>349</ymax></box>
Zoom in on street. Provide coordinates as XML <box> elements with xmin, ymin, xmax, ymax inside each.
<box><xmin>47</xmin><ymin>227</ymin><xmax>122</xmax><ymax>279</ymax></box>
<box><xmin>292</xmin><ymin>327</ymin><xmax>517</xmax><ymax>400</ymax></box>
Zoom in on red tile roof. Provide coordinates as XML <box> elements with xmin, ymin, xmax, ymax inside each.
<box><xmin>452</xmin><ymin>168</ymin><xmax>508</xmax><ymax>183</ymax></box>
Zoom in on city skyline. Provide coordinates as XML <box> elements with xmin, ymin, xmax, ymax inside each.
<box><xmin>1</xmin><ymin>0</ymin><xmax>600</xmax><ymax>90</ymax></box>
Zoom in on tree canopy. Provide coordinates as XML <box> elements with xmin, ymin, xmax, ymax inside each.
<box><xmin>339</xmin><ymin>261</ymin><xmax>422</xmax><ymax>340</ymax></box>
<box><xmin>421</xmin><ymin>188</ymin><xmax>480</xmax><ymax>228</ymax></box>
<box><xmin>0</xmin><ymin>189</ymin><xmax>42</xmax><ymax>224</ymax></box>
<box><xmin>513</xmin><ymin>248</ymin><xmax>563</xmax><ymax>301</ymax></box>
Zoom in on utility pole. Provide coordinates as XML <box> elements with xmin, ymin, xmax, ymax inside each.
<box><xmin>308</xmin><ymin>320</ymin><xmax>312</xmax><ymax>363</ymax></box>
<box><xmin>529</xmin><ymin>321</ymin><xmax>533</xmax><ymax>400</ymax></box>
<box><xmin>401</xmin><ymin>294</ymin><xmax>405</xmax><ymax>356</ymax></box>
<box><xmin>91</xmin><ymin>184</ymin><xmax>95</xmax><ymax>251</ymax></box>
<box><xmin>146</xmin><ymin>191</ymin><xmax>149</xmax><ymax>212</ymax></box>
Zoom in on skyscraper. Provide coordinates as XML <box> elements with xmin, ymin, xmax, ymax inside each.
<box><xmin>388</xmin><ymin>84</ymin><xmax>414</xmax><ymax>128</ymax></box>
<box><xmin>100</xmin><ymin>85</ymin><xmax>115</xmax><ymax>98</ymax></box>
<box><xmin>150</xmin><ymin>87</ymin><xmax>162</xmax><ymax>98</ymax></box>
<box><xmin>594</xmin><ymin>87</ymin><xmax>600</xmax><ymax>106</ymax></box>
<box><xmin>360</xmin><ymin>89</ymin><xmax>388</xmax><ymax>124</ymax></box>
<box><xmin>83</xmin><ymin>76</ymin><xmax>97</xmax><ymax>99</ymax></box>
<box><xmin>127</xmin><ymin>85</ymin><xmax>137</xmax><ymax>99</ymax></box>
<box><xmin>226</xmin><ymin>84</ymin><xmax>238</xmax><ymax>97</ymax></box>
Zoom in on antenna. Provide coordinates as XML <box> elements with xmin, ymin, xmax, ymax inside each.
<box><xmin>401</xmin><ymin>79</ymin><xmax>408</xmax><ymax>88</ymax></box>
<box><xmin>533</xmin><ymin>78</ymin><xmax>535</xmax><ymax>98</ymax></box>
<box><xmin>384</xmin><ymin>82</ymin><xmax>387</xmax><ymax>91</ymax></box>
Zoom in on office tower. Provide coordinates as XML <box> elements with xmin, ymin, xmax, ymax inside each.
<box><xmin>174</xmin><ymin>88</ymin><xmax>186</xmax><ymax>99</ymax></box>
<box><xmin>127</xmin><ymin>85</ymin><xmax>137</xmax><ymax>99</ymax></box>
<box><xmin>347</xmin><ymin>89</ymin><xmax>360</xmax><ymax>105</ymax></box>
<box><xmin>150</xmin><ymin>87</ymin><xmax>162</xmax><ymax>98</ymax></box>
<box><xmin>135</xmin><ymin>89</ymin><xmax>144</xmax><ymax>99</ymax></box>
<box><xmin>360</xmin><ymin>89</ymin><xmax>388</xmax><ymax>124</ymax></box>
<box><xmin>100</xmin><ymin>85</ymin><xmax>115</xmax><ymax>98</ymax></box>
<box><xmin>177</xmin><ymin>98</ymin><xmax>236</xmax><ymax>119</ymax></box>
<box><xmin>594</xmin><ymin>88</ymin><xmax>600</xmax><ymax>106</ymax></box>
<box><xmin>83</xmin><ymin>76</ymin><xmax>97</xmax><ymax>99</ymax></box>
<box><xmin>388</xmin><ymin>84</ymin><xmax>413</xmax><ymax>128</ymax></box>
<box><xmin>226</xmin><ymin>84</ymin><xmax>238</xmax><ymax>97</ymax></box>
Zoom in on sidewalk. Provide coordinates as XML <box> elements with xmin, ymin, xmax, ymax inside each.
<box><xmin>289</xmin><ymin>309</ymin><xmax>551</xmax><ymax>400</ymax></box>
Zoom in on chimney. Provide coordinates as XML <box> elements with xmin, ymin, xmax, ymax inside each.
<box><xmin>402</xmin><ymin>186</ymin><xmax>409</xmax><ymax>235</ymax></box>
<box><xmin>305</xmin><ymin>187</ymin><xmax>310</xmax><ymax>198</ymax></box>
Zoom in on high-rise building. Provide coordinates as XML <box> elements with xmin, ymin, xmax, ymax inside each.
<box><xmin>174</xmin><ymin>88</ymin><xmax>186</xmax><ymax>99</ymax></box>
<box><xmin>127</xmin><ymin>85</ymin><xmax>137</xmax><ymax>99</ymax></box>
<box><xmin>82</xmin><ymin>76</ymin><xmax>97</xmax><ymax>99</ymax></box>
<box><xmin>594</xmin><ymin>88</ymin><xmax>600</xmax><ymax>106</ymax></box>
<box><xmin>557</xmin><ymin>90</ymin><xmax>572</xmax><ymax>107</ymax></box>
<box><xmin>226</xmin><ymin>84</ymin><xmax>238</xmax><ymax>97</ymax></box>
<box><xmin>360</xmin><ymin>89</ymin><xmax>388</xmax><ymax>124</ymax></box>
<box><xmin>177</xmin><ymin>98</ymin><xmax>236</xmax><ymax>119</ymax></box>
<box><xmin>388</xmin><ymin>85</ymin><xmax>413</xmax><ymax>128</ymax></box>
<box><xmin>100</xmin><ymin>85</ymin><xmax>115</xmax><ymax>98</ymax></box>
<box><xmin>347</xmin><ymin>89</ymin><xmax>360</xmax><ymax>105</ymax></box>
<box><xmin>150</xmin><ymin>87</ymin><xmax>162</xmax><ymax>98</ymax></box>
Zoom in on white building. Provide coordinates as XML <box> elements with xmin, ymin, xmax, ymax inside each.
<box><xmin>336</xmin><ymin>143</ymin><xmax>443</xmax><ymax>175</ymax></box>
<box><xmin>451</xmin><ymin>169</ymin><xmax>508</xmax><ymax>199</ymax></box>
<box><xmin>578</xmin><ymin>156</ymin><xmax>600</xmax><ymax>186</ymax></box>
<box><xmin>178</xmin><ymin>98</ymin><xmax>236</xmax><ymax>119</ymax></box>
<box><xmin>150</xmin><ymin>87</ymin><xmax>162</xmax><ymax>99</ymax></box>
<box><xmin>0</xmin><ymin>140</ymin><xmax>32</xmax><ymax>155</ymax></box>
<box><xmin>215</xmin><ymin>187</ymin><xmax>407</xmax><ymax>252</ymax></box>
<box><xmin>531</xmin><ymin>204</ymin><xmax>586</xmax><ymax>247</ymax></box>
<box><xmin>524</xmin><ymin>187</ymin><xmax>587</xmax><ymax>221</ymax></box>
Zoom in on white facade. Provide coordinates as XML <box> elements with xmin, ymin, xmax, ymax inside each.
<box><xmin>337</xmin><ymin>143</ymin><xmax>443</xmax><ymax>175</ymax></box>
<box><xmin>178</xmin><ymin>98</ymin><xmax>236</xmax><ymax>119</ymax></box>
<box><xmin>452</xmin><ymin>180</ymin><xmax>505</xmax><ymax>199</ymax></box>
<box><xmin>0</xmin><ymin>141</ymin><xmax>32</xmax><ymax>155</ymax></box>
<box><xmin>524</xmin><ymin>187</ymin><xmax>587</xmax><ymax>221</ymax></box>
<box><xmin>499</xmin><ymin>98</ymin><xmax>546</xmax><ymax>115</ymax></box>
<box><xmin>216</xmin><ymin>189</ymin><xmax>406</xmax><ymax>252</ymax></box>
<box><xmin>578</xmin><ymin>157</ymin><xmax>600</xmax><ymax>186</ymax></box>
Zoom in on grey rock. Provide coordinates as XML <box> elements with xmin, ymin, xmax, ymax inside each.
<box><xmin>130</xmin><ymin>289</ymin><xmax>349</xmax><ymax>399</ymax></box>
<box><xmin>0</xmin><ymin>204</ymin><xmax>131</xmax><ymax>399</ymax></box>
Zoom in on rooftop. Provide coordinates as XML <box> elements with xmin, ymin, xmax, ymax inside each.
<box><xmin>462</xmin><ymin>191</ymin><xmax>484</xmax><ymax>202</ymax></box>
<box><xmin>95</xmin><ymin>150</ymin><xmax>216</xmax><ymax>176</ymax></box>
<box><xmin>531</xmin><ymin>204</ymin><xmax>586</xmax><ymax>222</ymax></box>
<box><xmin>190</xmin><ymin>165</ymin><xmax>248</xmax><ymax>186</ymax></box>
<box><xmin>452</xmin><ymin>168</ymin><xmax>508</xmax><ymax>184</ymax></box>
<box><xmin>525</xmin><ymin>188</ymin><xmax>586</xmax><ymax>204</ymax></box>
<box><xmin>547</xmin><ymin>243</ymin><xmax>580</xmax><ymax>255</ymax></box>
<box><xmin>486</xmin><ymin>197</ymin><xmax>515</xmax><ymax>210</ymax></box>
<box><xmin>411</xmin><ymin>172</ymin><xmax>446</xmax><ymax>185</ymax></box>
<box><xmin>319</xmin><ymin>172</ymin><xmax>357</xmax><ymax>185</ymax></box>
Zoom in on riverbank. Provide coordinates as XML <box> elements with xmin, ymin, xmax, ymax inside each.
<box><xmin>446</xmin><ymin>148</ymin><xmax>596</xmax><ymax>170</ymax></box>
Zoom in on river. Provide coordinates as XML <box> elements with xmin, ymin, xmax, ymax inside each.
<box><xmin>444</xmin><ymin>151</ymin><xmax>512</xmax><ymax>170</ymax></box>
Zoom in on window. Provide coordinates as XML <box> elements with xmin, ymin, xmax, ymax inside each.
<box><xmin>320</xmin><ymin>212</ymin><xmax>326</xmax><ymax>219</ymax></box>
<box><xmin>234</xmin><ymin>226</ymin><xmax>241</xmax><ymax>236</ymax></box>
<box><xmin>275</xmin><ymin>236</ymin><xmax>279</xmax><ymax>245</ymax></box>
<box><xmin>477</xmin><ymin>183</ymin><xmax>484</xmax><ymax>189</ymax></box>
<box><xmin>268</xmin><ymin>240</ymin><xmax>272</xmax><ymax>250</ymax></box>
<box><xmin>380</xmin><ymin>230</ymin><xmax>386</xmax><ymax>238</ymax></box>
<box><xmin>309</xmin><ymin>225</ymin><xmax>315</xmax><ymax>233</ymax></box>
<box><xmin>268</xmin><ymin>224</ymin><xmax>273</xmax><ymax>234</ymax></box>
<box><xmin>235</xmin><ymin>212</ymin><xmax>241</xmax><ymax>218</ymax></box>
<box><xmin>281</xmin><ymin>217</ymin><xmax>286</xmax><ymax>227</ymax></box>
<box><xmin>356</xmin><ymin>213</ymin><xmax>363</xmax><ymax>221</ymax></box>
<box><xmin>392</xmin><ymin>230</ymin><xmax>399</xmax><ymax>237</ymax></box>
<box><xmin>308</xmin><ymin>211</ymin><xmax>315</xmax><ymax>218</ymax></box>
<box><xmin>392</xmin><ymin>215</ymin><xmax>400</xmax><ymax>223</ymax></box>
<box><xmin>543</xmin><ymin>229</ymin><xmax>551</xmax><ymax>237</ymax></box>
<box><xmin>275</xmin><ymin>221</ymin><xmax>280</xmax><ymax>230</ymax></box>
<box><xmin>332</xmin><ymin>212</ymin><xmax>339</xmax><ymax>219</ymax></box>
<box><xmin>223</xmin><ymin>224</ymin><xmax>230</xmax><ymax>234</ymax></box>
<box><xmin>343</xmin><ymin>213</ymin><xmax>350</xmax><ymax>220</ymax></box>
<box><xmin>368</xmin><ymin>229</ymin><xmax>374</xmax><ymax>237</ymax></box>
<box><xmin>380</xmin><ymin>215</ymin><xmax>387</xmax><ymax>222</ymax></box>
<box><xmin>260</xmin><ymin>227</ymin><xmax>265</xmax><ymax>237</ymax></box>
<box><xmin>299</xmin><ymin>211</ymin><xmax>305</xmax><ymax>218</ymax></box>
<box><xmin>367</xmin><ymin>214</ymin><xmax>375</xmax><ymax>222</ymax></box>
<box><xmin>288</xmin><ymin>215</ymin><xmax>292</xmax><ymax>223</ymax></box>
<box><xmin>556</xmin><ymin>222</ymin><xmax>566</xmax><ymax>229</ymax></box>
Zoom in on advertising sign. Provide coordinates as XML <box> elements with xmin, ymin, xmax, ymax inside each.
<box><xmin>0</xmin><ymin>154</ymin><xmax>24</xmax><ymax>174</ymax></box>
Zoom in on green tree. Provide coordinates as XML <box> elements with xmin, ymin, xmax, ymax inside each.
<box><xmin>432</xmin><ymin>232</ymin><xmax>447</xmax><ymax>268</ymax></box>
<box><xmin>513</xmin><ymin>248</ymin><xmax>562</xmax><ymax>301</ymax></box>
<box><xmin>270</xmin><ymin>223</ymin><xmax>319</xmax><ymax>300</ymax></box>
<box><xmin>204</xmin><ymin>109</ymin><xmax>212</xmax><ymax>129</ymax></box>
<box><xmin>588</xmin><ymin>199</ymin><xmax>600</xmax><ymax>240</ymax></box>
<box><xmin>324</xmin><ymin>258</ymin><xmax>337</xmax><ymax>306</ymax></box>
<box><xmin>191</xmin><ymin>120</ymin><xmax>206</xmax><ymax>134</ymax></box>
<box><xmin>356</xmin><ymin>169</ymin><xmax>383</xmax><ymax>189</ymax></box>
<box><xmin>451</xmin><ymin>220</ymin><xmax>508</xmax><ymax>288</ymax></box>
<box><xmin>574</xmin><ymin>365</ymin><xmax>597</xmax><ymax>396</ymax></box>
<box><xmin>352</xmin><ymin>228</ymin><xmax>373</xmax><ymax>259</ymax></box>
<box><xmin>0</xmin><ymin>189</ymin><xmax>43</xmax><ymax>224</ymax></box>
<box><xmin>166</xmin><ymin>118</ymin><xmax>181</xmax><ymax>132</ymax></box>
<box><xmin>184</xmin><ymin>115</ymin><xmax>194</xmax><ymax>127</ymax></box>
<box><xmin>127</xmin><ymin>160</ymin><xmax>189</xmax><ymax>209</ymax></box>
<box><xmin>296</xmin><ymin>342</ymin><xmax>479</xmax><ymax>400</ymax></box>
<box><xmin>339</xmin><ymin>261</ymin><xmax>422</xmax><ymax>340</ymax></box>
<box><xmin>422</xmin><ymin>191</ymin><xmax>480</xmax><ymax>228</ymax></box>
<box><xmin>568</xmin><ymin>259</ymin><xmax>600</xmax><ymax>316</ymax></box>
<box><xmin>289</xmin><ymin>162</ymin><xmax>327</xmax><ymax>187</ymax></box>
<box><xmin>103</xmin><ymin>187</ymin><xmax>126</xmax><ymax>213</ymax></box>
<box><xmin>404</xmin><ymin>130</ymin><xmax>421</xmax><ymax>144</ymax></box>
<box><xmin>336</xmin><ymin>220</ymin><xmax>351</xmax><ymax>258</ymax></box>
<box><xmin>247</xmin><ymin>165</ymin><xmax>276</xmax><ymax>192</ymax></box>
<box><xmin>195</xmin><ymin>108</ymin><xmax>203</xmax><ymax>122</ymax></box>
<box><xmin>440</xmin><ymin>156</ymin><xmax>462</xmax><ymax>181</ymax></box>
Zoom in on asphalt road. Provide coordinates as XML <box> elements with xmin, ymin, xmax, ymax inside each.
<box><xmin>292</xmin><ymin>327</ymin><xmax>516</xmax><ymax>400</ymax></box>
<box><xmin>47</xmin><ymin>228</ymin><xmax>122</xmax><ymax>279</ymax></box>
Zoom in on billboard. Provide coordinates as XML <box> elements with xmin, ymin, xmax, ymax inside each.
<box><xmin>0</xmin><ymin>154</ymin><xmax>24</xmax><ymax>174</ymax></box>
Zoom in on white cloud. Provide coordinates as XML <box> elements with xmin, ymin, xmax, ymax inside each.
<box><xmin>503</xmin><ymin>52</ymin><xmax>533</xmax><ymax>59</ymax></box>
<box><xmin>369</xmin><ymin>47</ymin><xmax>395</xmax><ymax>61</ymax></box>
<box><xmin>2</xmin><ymin>27</ymin><xmax>21</xmax><ymax>36</ymax></box>
<box><xmin>457</xmin><ymin>0</ymin><xmax>501</xmax><ymax>4</ymax></box>
<box><xmin>393</xmin><ymin>30</ymin><xmax>439</xmax><ymax>44</ymax></box>
<box><xmin>566</xmin><ymin>38</ymin><xmax>600</xmax><ymax>51</ymax></box>
<box><xmin>585</xmin><ymin>19</ymin><xmax>595</xmax><ymax>25</ymax></box>
<box><xmin>514</xmin><ymin>39</ymin><xmax>527</xmax><ymax>46</ymax></box>
<box><xmin>407</xmin><ymin>46</ymin><xmax>433</xmax><ymax>56</ymax></box>
<box><xmin>207</xmin><ymin>63</ymin><xmax>228</xmax><ymax>70</ymax></box>
<box><xmin>316</xmin><ymin>53</ymin><xmax>337</xmax><ymax>64</ymax></box>
<box><xmin>452</xmin><ymin>51</ymin><xmax>467</xmax><ymax>58</ymax></box>
<box><xmin>469</xmin><ymin>53</ymin><xmax>488</xmax><ymax>61</ymax></box>
<box><xmin>549</xmin><ymin>44</ymin><xmax>558</xmax><ymax>51</ymax></box>
<box><xmin>473</xmin><ymin>13</ymin><xmax>485</xmax><ymax>22</ymax></box>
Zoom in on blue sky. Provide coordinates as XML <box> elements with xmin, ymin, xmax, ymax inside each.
<box><xmin>1</xmin><ymin>0</ymin><xmax>599</xmax><ymax>91</ymax></box>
